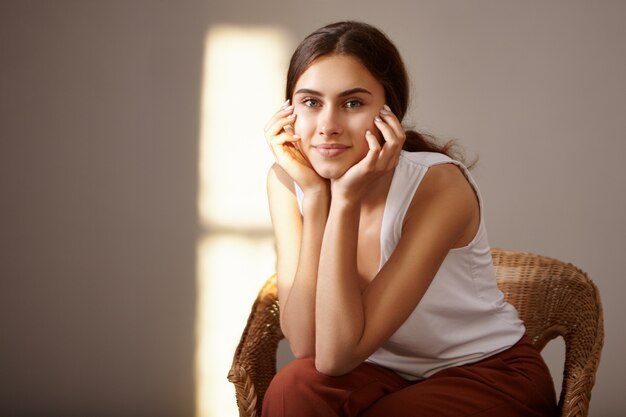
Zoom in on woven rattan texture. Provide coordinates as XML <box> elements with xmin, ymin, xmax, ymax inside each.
<box><xmin>228</xmin><ymin>249</ymin><xmax>603</xmax><ymax>417</ymax></box>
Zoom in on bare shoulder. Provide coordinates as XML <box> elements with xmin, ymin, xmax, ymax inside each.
<box><xmin>404</xmin><ymin>162</ymin><xmax>479</xmax><ymax>244</ymax></box>
<box><xmin>422</xmin><ymin>163</ymin><xmax>473</xmax><ymax>192</ymax></box>
<box><xmin>413</xmin><ymin>163</ymin><xmax>476</xmax><ymax>206</ymax></box>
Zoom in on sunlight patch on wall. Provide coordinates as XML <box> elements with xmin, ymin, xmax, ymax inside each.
<box><xmin>196</xmin><ymin>235</ymin><xmax>276</xmax><ymax>417</ymax></box>
<box><xmin>198</xmin><ymin>25</ymin><xmax>291</xmax><ymax>230</ymax></box>
<box><xmin>195</xmin><ymin>25</ymin><xmax>292</xmax><ymax>417</ymax></box>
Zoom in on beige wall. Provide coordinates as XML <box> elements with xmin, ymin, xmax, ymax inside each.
<box><xmin>1</xmin><ymin>0</ymin><xmax>624</xmax><ymax>416</ymax></box>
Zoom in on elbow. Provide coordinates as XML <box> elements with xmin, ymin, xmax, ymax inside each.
<box><xmin>281</xmin><ymin>324</ymin><xmax>315</xmax><ymax>359</ymax></box>
<box><xmin>314</xmin><ymin>355</ymin><xmax>354</xmax><ymax>377</ymax></box>
<box><xmin>291</xmin><ymin>345</ymin><xmax>315</xmax><ymax>360</ymax></box>
<box><xmin>314</xmin><ymin>339</ymin><xmax>363</xmax><ymax>376</ymax></box>
<box><xmin>286</xmin><ymin>337</ymin><xmax>315</xmax><ymax>360</ymax></box>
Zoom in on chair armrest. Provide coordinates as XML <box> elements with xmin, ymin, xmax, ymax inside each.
<box><xmin>559</xmin><ymin>274</ymin><xmax>604</xmax><ymax>417</ymax></box>
<box><xmin>492</xmin><ymin>248</ymin><xmax>604</xmax><ymax>417</ymax></box>
<box><xmin>228</xmin><ymin>275</ymin><xmax>283</xmax><ymax>417</ymax></box>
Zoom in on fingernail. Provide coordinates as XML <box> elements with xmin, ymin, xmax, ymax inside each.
<box><xmin>380</xmin><ymin>109</ymin><xmax>389</xmax><ymax>116</ymax></box>
<box><xmin>374</xmin><ymin>116</ymin><xmax>382</xmax><ymax>123</ymax></box>
<box><xmin>286</xmin><ymin>113</ymin><xmax>296</xmax><ymax>120</ymax></box>
<box><xmin>284</xmin><ymin>105</ymin><xmax>294</xmax><ymax>112</ymax></box>
<box><xmin>366</xmin><ymin>130</ymin><xmax>372</xmax><ymax>135</ymax></box>
<box><xmin>284</xmin><ymin>124</ymin><xmax>294</xmax><ymax>131</ymax></box>
<box><xmin>383</xmin><ymin>104</ymin><xmax>391</xmax><ymax>112</ymax></box>
<box><xmin>281</xmin><ymin>99</ymin><xmax>290</xmax><ymax>109</ymax></box>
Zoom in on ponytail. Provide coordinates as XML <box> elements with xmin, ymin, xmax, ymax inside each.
<box><xmin>402</xmin><ymin>130</ymin><xmax>476</xmax><ymax>168</ymax></box>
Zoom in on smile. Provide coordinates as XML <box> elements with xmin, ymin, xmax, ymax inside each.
<box><xmin>314</xmin><ymin>144</ymin><xmax>350</xmax><ymax>158</ymax></box>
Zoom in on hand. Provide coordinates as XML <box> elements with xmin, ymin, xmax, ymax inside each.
<box><xmin>264</xmin><ymin>100</ymin><xmax>328</xmax><ymax>193</ymax></box>
<box><xmin>331</xmin><ymin>106</ymin><xmax>406</xmax><ymax>199</ymax></box>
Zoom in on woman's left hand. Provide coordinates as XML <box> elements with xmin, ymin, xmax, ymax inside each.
<box><xmin>331</xmin><ymin>106</ymin><xmax>406</xmax><ymax>200</ymax></box>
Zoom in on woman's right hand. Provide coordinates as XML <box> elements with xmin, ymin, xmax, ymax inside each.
<box><xmin>264</xmin><ymin>100</ymin><xmax>328</xmax><ymax>193</ymax></box>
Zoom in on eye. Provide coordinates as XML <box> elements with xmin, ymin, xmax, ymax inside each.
<box><xmin>344</xmin><ymin>99</ymin><xmax>363</xmax><ymax>109</ymax></box>
<box><xmin>301</xmin><ymin>97</ymin><xmax>321</xmax><ymax>108</ymax></box>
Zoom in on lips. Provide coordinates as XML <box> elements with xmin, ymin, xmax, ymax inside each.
<box><xmin>314</xmin><ymin>144</ymin><xmax>350</xmax><ymax>158</ymax></box>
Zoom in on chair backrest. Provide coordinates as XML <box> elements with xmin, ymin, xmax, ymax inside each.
<box><xmin>491</xmin><ymin>248</ymin><xmax>604</xmax><ymax>417</ymax></box>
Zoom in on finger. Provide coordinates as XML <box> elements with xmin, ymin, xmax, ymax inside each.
<box><xmin>271</xmin><ymin>132</ymin><xmax>301</xmax><ymax>146</ymax></box>
<box><xmin>378</xmin><ymin>105</ymin><xmax>406</xmax><ymax>145</ymax></box>
<box><xmin>379</xmin><ymin>105</ymin><xmax>403</xmax><ymax>135</ymax></box>
<box><xmin>265</xmin><ymin>112</ymin><xmax>298</xmax><ymax>148</ymax></box>
<box><xmin>283</xmin><ymin>122</ymin><xmax>299</xmax><ymax>137</ymax></box>
<box><xmin>264</xmin><ymin>101</ymin><xmax>294</xmax><ymax>133</ymax></box>
<box><xmin>269</xmin><ymin>134</ymin><xmax>298</xmax><ymax>163</ymax></box>
<box><xmin>373</xmin><ymin>118</ymin><xmax>402</xmax><ymax>169</ymax></box>
<box><xmin>365</xmin><ymin>129</ymin><xmax>381</xmax><ymax>151</ymax></box>
<box><xmin>374</xmin><ymin>115</ymin><xmax>402</xmax><ymax>149</ymax></box>
<box><xmin>264</xmin><ymin>107</ymin><xmax>295</xmax><ymax>137</ymax></box>
<box><xmin>362</xmin><ymin>130</ymin><xmax>381</xmax><ymax>166</ymax></box>
<box><xmin>271</xmin><ymin>137</ymin><xmax>309</xmax><ymax>170</ymax></box>
<box><xmin>342</xmin><ymin>131</ymin><xmax>378</xmax><ymax>178</ymax></box>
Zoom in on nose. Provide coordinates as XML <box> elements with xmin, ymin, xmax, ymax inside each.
<box><xmin>318</xmin><ymin>107</ymin><xmax>343</xmax><ymax>137</ymax></box>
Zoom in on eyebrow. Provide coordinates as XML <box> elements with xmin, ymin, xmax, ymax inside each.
<box><xmin>294</xmin><ymin>87</ymin><xmax>373</xmax><ymax>97</ymax></box>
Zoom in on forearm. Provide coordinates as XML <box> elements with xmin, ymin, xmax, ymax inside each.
<box><xmin>280</xmin><ymin>189</ymin><xmax>329</xmax><ymax>358</ymax></box>
<box><xmin>315</xmin><ymin>196</ymin><xmax>365</xmax><ymax>374</ymax></box>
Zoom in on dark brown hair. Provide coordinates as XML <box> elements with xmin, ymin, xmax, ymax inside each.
<box><xmin>286</xmin><ymin>21</ymin><xmax>469</xmax><ymax>163</ymax></box>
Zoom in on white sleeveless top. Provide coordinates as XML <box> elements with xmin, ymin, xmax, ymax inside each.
<box><xmin>295</xmin><ymin>151</ymin><xmax>525</xmax><ymax>380</ymax></box>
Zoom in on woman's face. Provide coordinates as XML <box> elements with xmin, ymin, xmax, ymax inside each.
<box><xmin>292</xmin><ymin>54</ymin><xmax>386</xmax><ymax>179</ymax></box>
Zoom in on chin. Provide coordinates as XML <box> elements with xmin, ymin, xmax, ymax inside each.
<box><xmin>314</xmin><ymin>165</ymin><xmax>349</xmax><ymax>180</ymax></box>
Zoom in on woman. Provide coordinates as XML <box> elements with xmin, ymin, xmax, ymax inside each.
<box><xmin>262</xmin><ymin>21</ymin><xmax>557</xmax><ymax>417</ymax></box>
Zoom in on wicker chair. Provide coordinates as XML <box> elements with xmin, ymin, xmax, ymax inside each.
<box><xmin>228</xmin><ymin>249</ymin><xmax>604</xmax><ymax>417</ymax></box>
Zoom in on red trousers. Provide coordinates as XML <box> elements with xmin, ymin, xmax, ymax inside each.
<box><xmin>262</xmin><ymin>335</ymin><xmax>557</xmax><ymax>417</ymax></box>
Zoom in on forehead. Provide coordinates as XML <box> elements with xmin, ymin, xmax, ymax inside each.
<box><xmin>294</xmin><ymin>54</ymin><xmax>384</xmax><ymax>95</ymax></box>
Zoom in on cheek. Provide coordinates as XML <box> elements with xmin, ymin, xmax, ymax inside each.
<box><xmin>349</xmin><ymin>114</ymin><xmax>379</xmax><ymax>139</ymax></box>
<box><xmin>293</xmin><ymin>114</ymin><xmax>313</xmax><ymax>136</ymax></box>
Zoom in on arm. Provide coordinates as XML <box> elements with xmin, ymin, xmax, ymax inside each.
<box><xmin>267</xmin><ymin>164</ymin><xmax>329</xmax><ymax>358</ymax></box>
<box><xmin>264</xmin><ymin>101</ymin><xmax>330</xmax><ymax>358</ymax></box>
<box><xmin>315</xmin><ymin>163</ymin><xmax>480</xmax><ymax>375</ymax></box>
